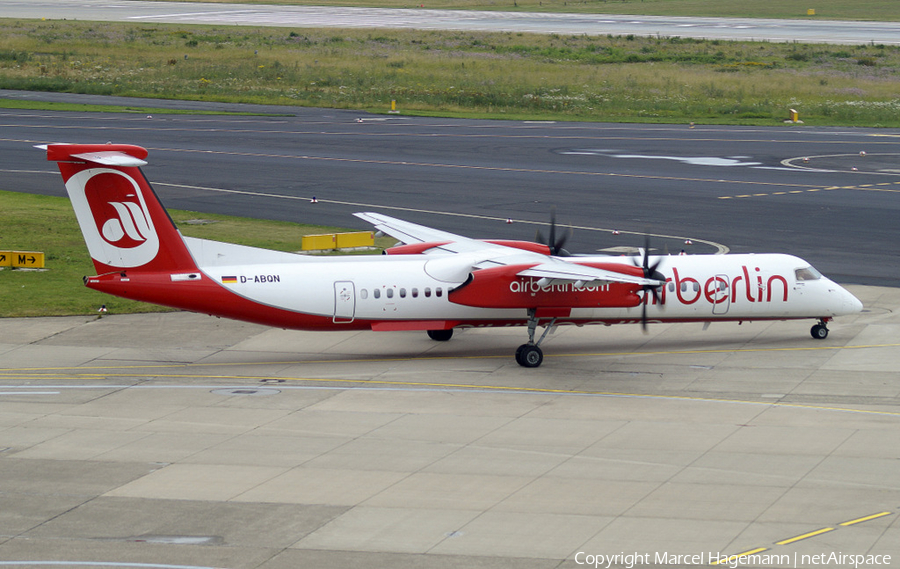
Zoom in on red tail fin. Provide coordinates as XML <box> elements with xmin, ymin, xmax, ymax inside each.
<box><xmin>45</xmin><ymin>144</ymin><xmax>197</xmax><ymax>275</ymax></box>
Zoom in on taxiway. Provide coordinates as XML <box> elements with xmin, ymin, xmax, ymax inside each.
<box><xmin>1</xmin><ymin>285</ymin><xmax>899</xmax><ymax>568</ymax></box>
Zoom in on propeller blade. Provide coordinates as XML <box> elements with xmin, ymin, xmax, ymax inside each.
<box><xmin>534</xmin><ymin>207</ymin><xmax>573</xmax><ymax>256</ymax></box>
<box><xmin>554</xmin><ymin>227</ymin><xmax>573</xmax><ymax>257</ymax></box>
<box><xmin>548</xmin><ymin>207</ymin><xmax>557</xmax><ymax>253</ymax></box>
<box><xmin>634</xmin><ymin>233</ymin><xmax>664</xmax><ymax>332</ymax></box>
<box><xmin>641</xmin><ymin>297</ymin><xmax>649</xmax><ymax>333</ymax></box>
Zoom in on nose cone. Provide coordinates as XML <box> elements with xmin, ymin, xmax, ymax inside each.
<box><xmin>827</xmin><ymin>281</ymin><xmax>863</xmax><ymax>316</ymax></box>
<box><xmin>841</xmin><ymin>286</ymin><xmax>864</xmax><ymax>315</ymax></box>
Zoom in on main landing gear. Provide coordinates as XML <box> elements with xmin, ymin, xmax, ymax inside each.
<box><xmin>427</xmin><ymin>329</ymin><xmax>453</xmax><ymax>342</ymax></box>
<box><xmin>810</xmin><ymin>318</ymin><xmax>830</xmax><ymax>340</ymax></box>
<box><xmin>515</xmin><ymin>309</ymin><xmax>556</xmax><ymax>368</ymax></box>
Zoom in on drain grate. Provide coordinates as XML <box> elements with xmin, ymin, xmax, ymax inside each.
<box><xmin>130</xmin><ymin>535</ymin><xmax>221</xmax><ymax>545</ymax></box>
<box><xmin>210</xmin><ymin>388</ymin><xmax>280</xmax><ymax>397</ymax></box>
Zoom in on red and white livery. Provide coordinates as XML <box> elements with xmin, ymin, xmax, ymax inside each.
<box><xmin>44</xmin><ymin>143</ymin><xmax>863</xmax><ymax>367</ymax></box>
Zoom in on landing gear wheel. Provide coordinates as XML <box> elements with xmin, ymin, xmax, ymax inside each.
<box><xmin>427</xmin><ymin>329</ymin><xmax>453</xmax><ymax>341</ymax></box>
<box><xmin>515</xmin><ymin>344</ymin><xmax>543</xmax><ymax>368</ymax></box>
<box><xmin>810</xmin><ymin>324</ymin><xmax>829</xmax><ymax>340</ymax></box>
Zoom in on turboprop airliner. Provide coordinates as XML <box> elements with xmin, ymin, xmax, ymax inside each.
<box><xmin>42</xmin><ymin>143</ymin><xmax>863</xmax><ymax>367</ymax></box>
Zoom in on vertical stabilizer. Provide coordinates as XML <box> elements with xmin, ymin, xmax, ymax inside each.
<box><xmin>44</xmin><ymin>144</ymin><xmax>198</xmax><ymax>275</ymax></box>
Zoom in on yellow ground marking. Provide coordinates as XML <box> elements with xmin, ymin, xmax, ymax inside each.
<box><xmin>711</xmin><ymin>548</ymin><xmax>768</xmax><ymax>566</ymax></box>
<box><xmin>720</xmin><ymin>512</ymin><xmax>892</xmax><ymax>566</ymax></box>
<box><xmin>840</xmin><ymin>511</ymin><xmax>892</xmax><ymax>526</ymax></box>
<box><xmin>719</xmin><ymin>181</ymin><xmax>900</xmax><ymax>199</ymax></box>
<box><xmin>2</xmin><ymin>342</ymin><xmax>900</xmax><ymax>375</ymax></box>
<box><xmin>776</xmin><ymin>527</ymin><xmax>835</xmax><ymax>545</ymax></box>
<box><xmin>4</xmin><ymin>372</ymin><xmax>900</xmax><ymax>418</ymax></box>
<box><xmin>4</xmin><ymin>347</ymin><xmax>900</xmax><ymax>417</ymax></box>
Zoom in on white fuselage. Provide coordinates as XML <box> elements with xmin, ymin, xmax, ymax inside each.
<box><xmin>188</xmin><ymin>237</ymin><xmax>861</xmax><ymax>327</ymax></box>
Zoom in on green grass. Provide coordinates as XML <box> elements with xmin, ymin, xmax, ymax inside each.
<box><xmin>2</xmin><ymin>19</ymin><xmax>900</xmax><ymax>125</ymax></box>
<box><xmin>146</xmin><ymin>0</ymin><xmax>900</xmax><ymax>21</ymax></box>
<box><xmin>0</xmin><ymin>189</ymin><xmax>390</xmax><ymax>317</ymax></box>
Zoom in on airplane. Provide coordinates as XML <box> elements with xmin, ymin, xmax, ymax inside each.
<box><xmin>40</xmin><ymin>143</ymin><xmax>863</xmax><ymax>368</ymax></box>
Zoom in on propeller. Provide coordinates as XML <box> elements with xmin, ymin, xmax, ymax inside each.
<box><xmin>633</xmin><ymin>235</ymin><xmax>666</xmax><ymax>332</ymax></box>
<box><xmin>535</xmin><ymin>207</ymin><xmax>572</xmax><ymax>256</ymax></box>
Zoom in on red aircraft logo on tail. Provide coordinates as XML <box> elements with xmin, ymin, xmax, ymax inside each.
<box><xmin>88</xmin><ymin>175</ymin><xmax>153</xmax><ymax>247</ymax></box>
<box><xmin>66</xmin><ymin>167</ymin><xmax>161</xmax><ymax>268</ymax></box>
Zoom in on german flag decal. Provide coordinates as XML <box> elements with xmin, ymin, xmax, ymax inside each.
<box><xmin>221</xmin><ymin>276</ymin><xmax>238</xmax><ymax>284</ymax></box>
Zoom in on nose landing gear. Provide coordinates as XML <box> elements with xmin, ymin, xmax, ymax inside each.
<box><xmin>810</xmin><ymin>318</ymin><xmax>830</xmax><ymax>339</ymax></box>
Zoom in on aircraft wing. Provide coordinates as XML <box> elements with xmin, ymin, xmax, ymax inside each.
<box><xmin>355</xmin><ymin>212</ymin><xmax>662</xmax><ymax>287</ymax></box>
<box><xmin>354</xmin><ymin>211</ymin><xmax>504</xmax><ymax>254</ymax></box>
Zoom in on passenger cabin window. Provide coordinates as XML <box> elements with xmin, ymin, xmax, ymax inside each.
<box><xmin>373</xmin><ymin>289</ymin><xmax>381</xmax><ymax>299</ymax></box>
<box><xmin>795</xmin><ymin>267</ymin><xmax>822</xmax><ymax>281</ymax></box>
<box><xmin>399</xmin><ymin>288</ymin><xmax>407</xmax><ymax>298</ymax></box>
<box><xmin>386</xmin><ymin>288</ymin><xmax>394</xmax><ymax>298</ymax></box>
<box><xmin>436</xmin><ymin>287</ymin><xmax>443</xmax><ymax>297</ymax></box>
<box><xmin>360</xmin><ymin>289</ymin><xmax>368</xmax><ymax>299</ymax></box>
<box><xmin>424</xmin><ymin>287</ymin><xmax>432</xmax><ymax>297</ymax></box>
<box><xmin>412</xmin><ymin>288</ymin><xmax>419</xmax><ymax>298</ymax></box>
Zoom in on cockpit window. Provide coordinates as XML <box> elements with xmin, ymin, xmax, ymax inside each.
<box><xmin>795</xmin><ymin>266</ymin><xmax>822</xmax><ymax>281</ymax></box>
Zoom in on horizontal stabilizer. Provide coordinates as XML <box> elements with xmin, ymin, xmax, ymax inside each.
<box><xmin>40</xmin><ymin>143</ymin><xmax>149</xmax><ymax>167</ymax></box>
<box><xmin>70</xmin><ymin>151</ymin><xmax>148</xmax><ymax>167</ymax></box>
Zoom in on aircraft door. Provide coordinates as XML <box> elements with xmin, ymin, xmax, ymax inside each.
<box><xmin>711</xmin><ymin>274</ymin><xmax>730</xmax><ymax>315</ymax></box>
<box><xmin>333</xmin><ymin>281</ymin><xmax>356</xmax><ymax>323</ymax></box>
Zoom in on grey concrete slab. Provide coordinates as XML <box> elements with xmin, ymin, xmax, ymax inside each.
<box><xmin>0</xmin><ymin>284</ymin><xmax>898</xmax><ymax>567</ymax></box>
<box><xmin>363</xmin><ymin>472</ymin><xmax>533</xmax><ymax>511</ymax></box>
<box><xmin>106</xmin><ymin>463</ymin><xmax>289</xmax><ymax>501</ymax></box>
<box><xmin>24</xmin><ymin>496</ymin><xmax>346</xmax><ymax>549</ymax></box>
<box><xmin>293</xmin><ymin>506</ymin><xmax>481</xmax><ymax>554</ymax></box>
<box><xmin>0</xmin><ymin>315</ymin><xmax>94</xmax><ymax>344</ymax></box>
<box><xmin>265</xmin><ymin>548</ymin><xmax>558</xmax><ymax>569</ymax></box>
<box><xmin>298</xmin><ymin>437</ymin><xmax>459</xmax><ymax>472</ymax></box>
<box><xmin>0</xmin><ymin>493</ymin><xmax>89</xmax><ymax>537</ymax></box>
<box><xmin>0</xmin><ymin>537</ymin><xmax>277</xmax><ymax>569</ymax></box>
<box><xmin>492</xmin><ymin>477</ymin><xmax>658</xmax><ymax>517</ymax></box>
<box><xmin>232</xmin><ymin>467</ymin><xmax>410</xmax><ymax>506</ymax></box>
<box><xmin>0</xmin><ymin>457</ymin><xmax>157</xmax><ymax>498</ymax></box>
<box><xmin>180</xmin><ymin>432</ymin><xmax>348</xmax><ymax>468</ymax></box>
<box><xmin>428</xmin><ymin>511</ymin><xmax>611</xmax><ymax>559</ymax></box>
<box><xmin>0</xmin><ymin>343</ymin><xmax>116</xmax><ymax>369</ymax></box>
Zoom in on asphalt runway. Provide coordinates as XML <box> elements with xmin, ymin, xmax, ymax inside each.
<box><xmin>0</xmin><ymin>285</ymin><xmax>899</xmax><ymax>569</ymax></box>
<box><xmin>4</xmin><ymin>0</ymin><xmax>900</xmax><ymax>45</ymax></box>
<box><xmin>2</xmin><ymin>91</ymin><xmax>900</xmax><ymax>286</ymax></box>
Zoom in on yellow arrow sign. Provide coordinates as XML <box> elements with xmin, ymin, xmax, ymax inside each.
<box><xmin>10</xmin><ymin>251</ymin><xmax>45</xmax><ymax>269</ymax></box>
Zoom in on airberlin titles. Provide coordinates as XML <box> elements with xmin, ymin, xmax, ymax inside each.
<box><xmin>666</xmin><ymin>266</ymin><xmax>788</xmax><ymax>306</ymax></box>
